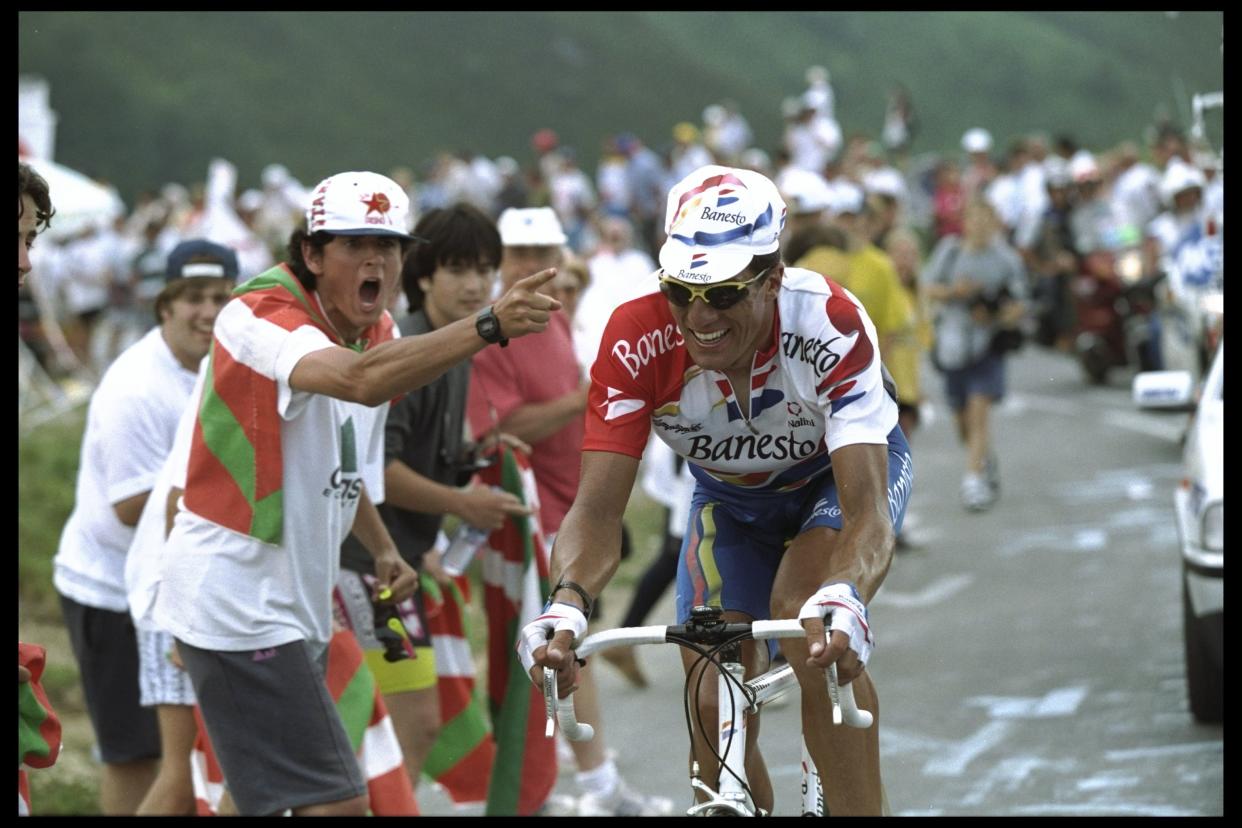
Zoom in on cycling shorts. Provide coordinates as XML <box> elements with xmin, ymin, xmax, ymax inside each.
<box><xmin>676</xmin><ymin>425</ymin><xmax>913</xmax><ymax>626</ymax></box>
<box><xmin>334</xmin><ymin>569</ymin><xmax>437</xmax><ymax>694</ymax></box>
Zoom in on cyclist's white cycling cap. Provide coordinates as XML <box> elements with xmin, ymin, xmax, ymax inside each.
<box><xmin>961</xmin><ymin>127</ymin><xmax>993</xmax><ymax>154</ymax></box>
<box><xmin>498</xmin><ymin>207</ymin><xmax>568</xmax><ymax>247</ymax></box>
<box><xmin>306</xmin><ymin>171</ymin><xmax>416</xmax><ymax>239</ymax></box>
<box><xmin>659</xmin><ymin>164</ymin><xmax>787</xmax><ymax>285</ymax></box>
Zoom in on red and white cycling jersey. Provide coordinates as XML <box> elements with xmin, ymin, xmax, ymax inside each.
<box><xmin>583</xmin><ymin>267</ymin><xmax>898</xmax><ymax>494</ymax></box>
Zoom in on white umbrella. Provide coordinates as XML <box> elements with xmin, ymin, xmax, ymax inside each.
<box><xmin>19</xmin><ymin>154</ymin><xmax>124</xmax><ymax>242</ymax></box>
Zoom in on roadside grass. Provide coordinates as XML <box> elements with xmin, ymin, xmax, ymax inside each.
<box><xmin>18</xmin><ymin>407</ymin><xmax>669</xmax><ymax>814</ymax></box>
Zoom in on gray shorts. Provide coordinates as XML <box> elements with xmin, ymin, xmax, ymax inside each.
<box><xmin>175</xmin><ymin>638</ymin><xmax>366</xmax><ymax>815</ymax></box>
<box><xmin>941</xmin><ymin>353</ymin><xmax>1007</xmax><ymax>412</ymax></box>
<box><xmin>137</xmin><ymin>628</ymin><xmax>196</xmax><ymax>708</ymax></box>
<box><xmin>58</xmin><ymin>594</ymin><xmax>160</xmax><ymax>763</ymax></box>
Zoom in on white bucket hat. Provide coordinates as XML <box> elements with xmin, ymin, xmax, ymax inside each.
<box><xmin>658</xmin><ymin>165</ymin><xmax>787</xmax><ymax>284</ymax></box>
<box><xmin>497</xmin><ymin>207</ymin><xmax>568</xmax><ymax>247</ymax></box>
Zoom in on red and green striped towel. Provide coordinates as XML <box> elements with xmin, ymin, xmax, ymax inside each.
<box><xmin>183</xmin><ymin>264</ymin><xmax>394</xmax><ymax>544</ymax></box>
<box><xmin>18</xmin><ymin>642</ymin><xmax>62</xmax><ymax>816</ymax></box>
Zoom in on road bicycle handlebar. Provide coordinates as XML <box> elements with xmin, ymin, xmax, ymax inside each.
<box><xmin>542</xmin><ymin>617</ymin><xmax>873</xmax><ymax>742</ymax></box>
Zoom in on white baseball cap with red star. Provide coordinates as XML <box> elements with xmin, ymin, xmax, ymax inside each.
<box><xmin>306</xmin><ymin>171</ymin><xmax>415</xmax><ymax>239</ymax></box>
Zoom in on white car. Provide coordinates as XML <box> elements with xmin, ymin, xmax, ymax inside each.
<box><xmin>1134</xmin><ymin>342</ymin><xmax>1223</xmax><ymax>722</ymax></box>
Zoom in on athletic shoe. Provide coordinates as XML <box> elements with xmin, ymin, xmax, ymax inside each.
<box><xmin>600</xmin><ymin>646</ymin><xmax>649</xmax><ymax>689</ymax></box>
<box><xmin>960</xmin><ymin>473</ymin><xmax>994</xmax><ymax>512</ymax></box>
<box><xmin>577</xmin><ymin>780</ymin><xmax>676</xmax><ymax>817</ymax></box>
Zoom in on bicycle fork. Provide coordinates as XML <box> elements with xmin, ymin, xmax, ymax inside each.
<box><xmin>687</xmin><ymin>642</ymin><xmax>763</xmax><ymax>817</ymax></box>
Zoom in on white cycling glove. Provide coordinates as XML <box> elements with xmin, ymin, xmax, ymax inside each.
<box><xmin>517</xmin><ymin>601</ymin><xmax>589</xmax><ymax>677</ymax></box>
<box><xmin>798</xmin><ymin>582</ymin><xmax>874</xmax><ymax>668</ymax></box>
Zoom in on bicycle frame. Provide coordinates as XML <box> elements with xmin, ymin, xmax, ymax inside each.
<box><xmin>543</xmin><ymin>608</ymin><xmax>872</xmax><ymax>817</ymax></box>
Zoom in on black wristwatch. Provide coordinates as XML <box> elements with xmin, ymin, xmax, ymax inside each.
<box><xmin>475</xmin><ymin>305</ymin><xmax>509</xmax><ymax>347</ymax></box>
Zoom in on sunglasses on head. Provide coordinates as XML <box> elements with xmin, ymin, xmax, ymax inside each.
<box><xmin>658</xmin><ymin>266</ymin><xmax>772</xmax><ymax>310</ymax></box>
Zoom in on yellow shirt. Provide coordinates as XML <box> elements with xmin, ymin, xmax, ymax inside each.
<box><xmin>796</xmin><ymin>245</ymin><xmax>921</xmax><ymax>405</ymax></box>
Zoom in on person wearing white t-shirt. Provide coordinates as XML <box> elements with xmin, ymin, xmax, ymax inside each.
<box><xmin>150</xmin><ymin>171</ymin><xmax>560</xmax><ymax>817</ymax></box>
<box><xmin>53</xmin><ymin>239</ymin><xmax>238</xmax><ymax>815</ymax></box>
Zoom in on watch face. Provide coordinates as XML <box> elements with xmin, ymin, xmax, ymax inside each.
<box><xmin>477</xmin><ymin>308</ymin><xmax>499</xmax><ymax>341</ymax></box>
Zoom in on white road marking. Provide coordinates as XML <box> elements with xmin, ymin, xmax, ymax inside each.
<box><xmin>1006</xmin><ymin>803</ymin><xmax>1205</xmax><ymax>817</ymax></box>
<box><xmin>1077</xmin><ymin>773</ymin><xmax>1141</xmax><ymax>792</ymax></box>
<box><xmin>922</xmin><ymin>720</ymin><xmax>1012</xmax><ymax>777</ymax></box>
<box><xmin>871</xmin><ymin>574</ymin><xmax>974</xmax><ymax>608</ymax></box>
<box><xmin>1072</xmin><ymin>529</ymin><xmax>1108</xmax><ymax>551</ymax></box>
<box><xmin>1100</xmin><ymin>409</ymin><xmax>1186</xmax><ymax>443</ymax></box>
<box><xmin>962</xmin><ymin>756</ymin><xmax>1074</xmax><ymax>806</ymax></box>
<box><xmin>965</xmin><ymin>685</ymin><xmax>1089</xmax><ymax>719</ymax></box>
<box><xmin>1105</xmin><ymin>742</ymin><xmax>1223</xmax><ymax>762</ymax></box>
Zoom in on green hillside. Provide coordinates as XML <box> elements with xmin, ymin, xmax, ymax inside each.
<box><xmin>19</xmin><ymin>11</ymin><xmax>1223</xmax><ymax>202</ymax></box>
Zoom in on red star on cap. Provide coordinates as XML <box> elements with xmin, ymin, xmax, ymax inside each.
<box><xmin>361</xmin><ymin>192</ymin><xmax>391</xmax><ymax>216</ymax></box>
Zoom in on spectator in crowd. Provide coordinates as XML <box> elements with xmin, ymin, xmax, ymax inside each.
<box><xmin>784</xmin><ymin>93</ymin><xmax>843</xmax><ymax>176</ymax></box>
<box><xmin>1068</xmin><ymin>151</ymin><xmax>1124</xmax><ymax>256</ymax></box>
<box><xmin>861</xmin><ymin>169</ymin><xmax>909</xmax><ymax>250</ymax></box>
<box><xmin>336</xmin><ymin>202</ymin><xmax>530</xmax><ymax>794</ymax></box>
<box><xmin>120</xmin><ymin>241</ymin><xmax>241</xmax><ymax>815</ymax></box>
<box><xmin>1145</xmin><ymin>160</ymin><xmax>1207</xmax><ymax>277</ymax></box>
<box><xmin>881</xmin><ymin>83</ymin><xmax>918</xmax><ymax>157</ymax></box>
<box><xmin>777</xmin><ymin>167</ymin><xmax>835</xmax><ymax>252</ymax></box>
<box><xmin>53</xmin><ymin>239</ymin><xmax>238</xmax><ymax>814</ymax></box>
<box><xmin>493</xmin><ymin>156</ymin><xmax>530</xmax><ymax>216</ymax></box>
<box><xmin>932</xmin><ymin>159</ymin><xmax>966</xmax><ymax>242</ymax></box>
<box><xmin>1017</xmin><ymin>157</ymin><xmax>1079</xmax><ymax>351</ymax></box>
<box><xmin>616</xmin><ymin>132</ymin><xmax>668</xmax><ymax>259</ymax></box>
<box><xmin>884</xmin><ymin>226</ymin><xmax>930</xmax><ymax>435</ymax></box>
<box><xmin>960</xmin><ymin>127</ymin><xmax>997</xmax><ymax>200</ymax></box>
<box><xmin>575</xmin><ymin>216</ymin><xmax>660</xmax><ymax>366</ymax></box>
<box><xmin>668</xmin><ymin>121</ymin><xmax>715</xmax><ymax>186</ymax></box>
<box><xmin>803</xmin><ymin>64</ymin><xmax>836</xmax><ymax>121</ymax></box>
<box><xmin>922</xmin><ymin>198</ymin><xmax>1027</xmax><ymax>512</ymax></box>
<box><xmin>151</xmin><ymin>171</ymin><xmax>558</xmax><ymax>816</ymax></box>
<box><xmin>19</xmin><ymin>160</ymin><xmax>61</xmax><ymax>818</ymax></box>
<box><xmin>596</xmin><ymin>137</ymin><xmax>633</xmax><ymax>220</ymax></box>
<box><xmin>702</xmin><ymin>100</ymin><xmax>753</xmax><ymax>165</ymax></box>
<box><xmin>467</xmin><ymin>207</ymin><xmax>671</xmax><ymax>817</ymax></box>
<box><xmin>985</xmin><ymin>140</ymin><xmax>1031</xmax><ymax>240</ymax></box>
<box><xmin>547</xmin><ymin>147</ymin><xmax>598</xmax><ymax>253</ymax></box>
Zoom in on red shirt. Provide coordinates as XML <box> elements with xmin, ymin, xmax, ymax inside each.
<box><xmin>468</xmin><ymin>312</ymin><xmax>583</xmax><ymax>534</ymax></box>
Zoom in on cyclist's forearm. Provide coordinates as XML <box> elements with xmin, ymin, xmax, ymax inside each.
<box><xmin>824</xmin><ymin>511</ymin><xmax>894</xmax><ymax>602</ymax></box>
<box><xmin>548</xmin><ymin>507</ymin><xmax>622</xmax><ymax>602</ymax></box>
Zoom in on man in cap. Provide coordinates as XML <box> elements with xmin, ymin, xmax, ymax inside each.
<box><xmin>522</xmin><ymin>165</ymin><xmax>913</xmax><ymax>815</ymax></box>
<box><xmin>961</xmin><ymin>128</ymin><xmax>997</xmax><ymax>200</ymax></box>
<box><xmin>53</xmin><ymin>239</ymin><xmax>238</xmax><ymax>814</ymax></box>
<box><xmin>467</xmin><ymin>206</ymin><xmax>672</xmax><ymax>816</ymax></box>
<box><xmin>151</xmin><ymin>172</ymin><xmax>559</xmax><ymax>816</ymax></box>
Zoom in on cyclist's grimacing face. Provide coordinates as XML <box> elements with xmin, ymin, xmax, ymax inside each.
<box><xmin>666</xmin><ymin>267</ymin><xmax>781</xmax><ymax>375</ymax></box>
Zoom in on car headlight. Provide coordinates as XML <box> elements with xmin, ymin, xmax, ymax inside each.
<box><xmin>1115</xmin><ymin>251</ymin><xmax>1144</xmax><ymax>284</ymax></box>
<box><xmin>1201</xmin><ymin>502</ymin><xmax>1223</xmax><ymax>552</ymax></box>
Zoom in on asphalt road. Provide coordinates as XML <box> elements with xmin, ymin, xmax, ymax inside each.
<box><xmin>420</xmin><ymin>346</ymin><xmax>1223</xmax><ymax>817</ymax></box>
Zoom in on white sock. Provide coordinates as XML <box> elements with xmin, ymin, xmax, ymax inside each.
<box><xmin>575</xmin><ymin>757</ymin><xmax>620</xmax><ymax>799</ymax></box>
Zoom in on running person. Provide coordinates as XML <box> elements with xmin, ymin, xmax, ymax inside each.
<box><xmin>522</xmin><ymin>165</ymin><xmax>913</xmax><ymax>816</ymax></box>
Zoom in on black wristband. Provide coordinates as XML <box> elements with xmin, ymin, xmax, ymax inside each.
<box><xmin>551</xmin><ymin>579</ymin><xmax>594</xmax><ymax>620</ymax></box>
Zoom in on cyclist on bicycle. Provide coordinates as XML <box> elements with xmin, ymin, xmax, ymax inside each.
<box><xmin>521</xmin><ymin>165</ymin><xmax>913</xmax><ymax>815</ymax></box>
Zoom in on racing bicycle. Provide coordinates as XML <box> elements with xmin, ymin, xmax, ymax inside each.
<box><xmin>543</xmin><ymin>605</ymin><xmax>873</xmax><ymax>816</ymax></box>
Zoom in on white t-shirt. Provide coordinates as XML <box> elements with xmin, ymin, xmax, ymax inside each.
<box><xmin>152</xmin><ymin>300</ymin><xmax>389</xmax><ymax>652</ymax></box>
<box><xmin>125</xmin><ymin>360</ymin><xmax>206</xmax><ymax>629</ymax></box>
<box><xmin>53</xmin><ymin>326</ymin><xmax>199</xmax><ymax>612</ymax></box>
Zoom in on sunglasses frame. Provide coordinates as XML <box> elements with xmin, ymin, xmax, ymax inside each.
<box><xmin>658</xmin><ymin>266</ymin><xmax>773</xmax><ymax>310</ymax></box>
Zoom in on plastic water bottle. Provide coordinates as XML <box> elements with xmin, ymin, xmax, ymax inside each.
<box><xmin>441</xmin><ymin>524</ymin><xmax>490</xmax><ymax>577</ymax></box>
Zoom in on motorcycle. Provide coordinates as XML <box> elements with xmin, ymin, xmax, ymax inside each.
<box><xmin>1071</xmin><ymin>223</ymin><xmax>1163</xmax><ymax>384</ymax></box>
